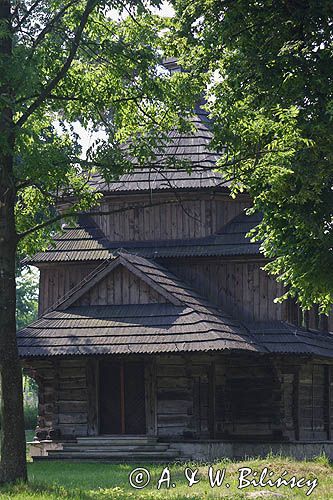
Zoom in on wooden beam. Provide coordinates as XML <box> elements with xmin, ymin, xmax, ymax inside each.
<box><xmin>326</xmin><ymin>365</ymin><xmax>331</xmax><ymax>441</ymax></box>
<box><xmin>120</xmin><ymin>362</ymin><xmax>126</xmax><ymax>434</ymax></box>
<box><xmin>208</xmin><ymin>361</ymin><xmax>216</xmax><ymax>439</ymax></box>
<box><xmin>145</xmin><ymin>358</ymin><xmax>157</xmax><ymax>436</ymax></box>
<box><xmin>293</xmin><ymin>368</ymin><xmax>300</xmax><ymax>441</ymax></box>
<box><xmin>86</xmin><ymin>359</ymin><xmax>99</xmax><ymax>436</ymax></box>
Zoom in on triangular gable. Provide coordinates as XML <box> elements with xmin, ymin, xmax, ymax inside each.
<box><xmin>57</xmin><ymin>254</ymin><xmax>182</xmax><ymax>310</ymax></box>
<box><xmin>73</xmin><ymin>265</ymin><xmax>170</xmax><ymax>307</ymax></box>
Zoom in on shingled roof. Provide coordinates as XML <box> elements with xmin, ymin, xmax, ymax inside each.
<box><xmin>18</xmin><ymin>252</ymin><xmax>333</xmax><ymax>358</ymax></box>
<box><xmin>18</xmin><ymin>252</ymin><xmax>261</xmax><ymax>357</ymax></box>
<box><xmin>89</xmin><ymin>111</ymin><xmax>224</xmax><ymax>194</ymax></box>
<box><xmin>24</xmin><ymin>215</ymin><xmax>113</xmax><ymax>264</ymax></box>
<box><xmin>248</xmin><ymin>321</ymin><xmax>333</xmax><ymax>358</ymax></box>
<box><xmin>25</xmin><ymin>212</ymin><xmax>262</xmax><ymax>264</ymax></box>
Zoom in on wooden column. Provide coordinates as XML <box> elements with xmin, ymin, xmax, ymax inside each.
<box><xmin>144</xmin><ymin>357</ymin><xmax>157</xmax><ymax>436</ymax></box>
<box><xmin>86</xmin><ymin>359</ymin><xmax>99</xmax><ymax>436</ymax></box>
<box><xmin>120</xmin><ymin>362</ymin><xmax>126</xmax><ymax>434</ymax></box>
<box><xmin>50</xmin><ymin>360</ymin><xmax>60</xmax><ymax>439</ymax></box>
<box><xmin>208</xmin><ymin>361</ymin><xmax>216</xmax><ymax>439</ymax></box>
<box><xmin>293</xmin><ymin>367</ymin><xmax>301</xmax><ymax>441</ymax></box>
<box><xmin>326</xmin><ymin>366</ymin><xmax>332</xmax><ymax>441</ymax></box>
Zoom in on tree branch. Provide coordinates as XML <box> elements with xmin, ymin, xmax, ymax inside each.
<box><xmin>13</xmin><ymin>0</ymin><xmax>44</xmax><ymax>32</ymax></box>
<box><xmin>15</xmin><ymin>0</ymin><xmax>98</xmax><ymax>128</ymax></box>
<box><xmin>16</xmin><ymin>92</ymin><xmax>145</xmax><ymax>105</ymax></box>
<box><xmin>28</xmin><ymin>0</ymin><xmax>76</xmax><ymax>52</ymax></box>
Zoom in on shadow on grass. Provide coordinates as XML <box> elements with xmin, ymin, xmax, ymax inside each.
<box><xmin>0</xmin><ymin>481</ymin><xmax>231</xmax><ymax>500</ymax></box>
<box><xmin>0</xmin><ymin>461</ymin><xmax>247</xmax><ymax>500</ymax></box>
<box><xmin>0</xmin><ymin>457</ymin><xmax>332</xmax><ymax>499</ymax></box>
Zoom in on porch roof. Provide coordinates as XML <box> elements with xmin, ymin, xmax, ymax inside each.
<box><xmin>18</xmin><ymin>252</ymin><xmax>262</xmax><ymax>357</ymax></box>
<box><xmin>18</xmin><ymin>252</ymin><xmax>333</xmax><ymax>359</ymax></box>
<box><xmin>18</xmin><ymin>309</ymin><xmax>333</xmax><ymax>359</ymax></box>
<box><xmin>17</xmin><ymin>303</ymin><xmax>261</xmax><ymax>357</ymax></box>
<box><xmin>248</xmin><ymin>321</ymin><xmax>333</xmax><ymax>358</ymax></box>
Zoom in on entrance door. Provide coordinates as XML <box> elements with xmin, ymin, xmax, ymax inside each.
<box><xmin>99</xmin><ymin>361</ymin><xmax>146</xmax><ymax>434</ymax></box>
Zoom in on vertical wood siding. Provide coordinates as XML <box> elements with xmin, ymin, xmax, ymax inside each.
<box><xmin>39</xmin><ymin>260</ymin><xmax>286</xmax><ymax>321</ymax></box>
<box><xmin>165</xmin><ymin>259</ymin><xmax>286</xmax><ymax>321</ymax></box>
<box><xmin>38</xmin><ymin>265</ymin><xmax>98</xmax><ymax>315</ymax></box>
<box><xmin>91</xmin><ymin>195</ymin><xmax>250</xmax><ymax>242</ymax></box>
<box><xmin>75</xmin><ymin>266</ymin><xmax>168</xmax><ymax>306</ymax></box>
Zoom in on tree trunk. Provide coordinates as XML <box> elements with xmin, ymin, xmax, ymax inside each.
<box><xmin>0</xmin><ymin>236</ymin><xmax>27</xmax><ymax>483</ymax></box>
<box><xmin>0</xmin><ymin>131</ymin><xmax>27</xmax><ymax>486</ymax></box>
<box><xmin>0</xmin><ymin>0</ymin><xmax>27</xmax><ymax>483</ymax></box>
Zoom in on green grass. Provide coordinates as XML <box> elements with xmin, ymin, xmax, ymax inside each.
<box><xmin>0</xmin><ymin>456</ymin><xmax>332</xmax><ymax>499</ymax></box>
<box><xmin>25</xmin><ymin>430</ymin><xmax>35</xmax><ymax>443</ymax></box>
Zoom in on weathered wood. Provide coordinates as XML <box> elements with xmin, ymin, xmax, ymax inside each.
<box><xmin>145</xmin><ymin>358</ymin><xmax>157</xmax><ymax>436</ymax></box>
<box><xmin>86</xmin><ymin>359</ymin><xmax>99</xmax><ymax>436</ymax></box>
<box><xmin>27</xmin><ymin>349</ymin><xmax>333</xmax><ymax>442</ymax></box>
<box><xmin>208</xmin><ymin>362</ymin><xmax>216</xmax><ymax>439</ymax></box>
<box><xmin>91</xmin><ymin>193</ymin><xmax>250</xmax><ymax>242</ymax></box>
<box><xmin>165</xmin><ymin>259</ymin><xmax>285</xmax><ymax>321</ymax></box>
<box><xmin>120</xmin><ymin>362</ymin><xmax>126</xmax><ymax>434</ymax></box>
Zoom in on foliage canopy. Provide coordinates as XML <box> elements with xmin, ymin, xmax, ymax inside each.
<box><xmin>171</xmin><ymin>0</ymin><xmax>333</xmax><ymax>312</ymax></box>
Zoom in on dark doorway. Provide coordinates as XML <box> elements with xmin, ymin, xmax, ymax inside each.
<box><xmin>99</xmin><ymin>361</ymin><xmax>146</xmax><ymax>434</ymax></box>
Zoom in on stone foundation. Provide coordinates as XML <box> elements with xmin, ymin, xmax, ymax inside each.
<box><xmin>28</xmin><ymin>440</ymin><xmax>63</xmax><ymax>458</ymax></box>
<box><xmin>170</xmin><ymin>441</ymin><xmax>333</xmax><ymax>461</ymax></box>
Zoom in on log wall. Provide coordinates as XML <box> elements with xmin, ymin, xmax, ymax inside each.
<box><xmin>155</xmin><ymin>354</ymin><xmax>282</xmax><ymax>440</ymax></box>
<box><xmin>31</xmin><ymin>359</ymin><xmax>89</xmax><ymax>440</ymax></box>
<box><xmin>28</xmin><ymin>355</ymin><xmax>333</xmax><ymax>443</ymax></box>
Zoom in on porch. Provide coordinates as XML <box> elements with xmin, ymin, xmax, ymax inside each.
<box><xmin>26</xmin><ymin>352</ymin><xmax>333</xmax><ymax>461</ymax></box>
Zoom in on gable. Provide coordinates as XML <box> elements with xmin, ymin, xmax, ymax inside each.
<box><xmin>73</xmin><ymin>265</ymin><xmax>169</xmax><ymax>307</ymax></box>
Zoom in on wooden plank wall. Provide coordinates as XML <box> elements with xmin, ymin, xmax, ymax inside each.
<box><xmin>280</xmin><ymin>372</ymin><xmax>296</xmax><ymax>441</ymax></box>
<box><xmin>155</xmin><ymin>355</ymin><xmax>197</xmax><ymax>438</ymax></box>
<box><xmin>29</xmin><ymin>355</ymin><xmax>333</xmax><ymax>442</ymax></box>
<box><xmin>286</xmin><ymin>299</ymin><xmax>333</xmax><ymax>334</ymax></box>
<box><xmin>155</xmin><ymin>354</ymin><xmax>281</xmax><ymax>440</ymax></box>
<box><xmin>165</xmin><ymin>259</ymin><xmax>285</xmax><ymax>321</ymax></box>
<box><xmin>221</xmin><ymin>357</ymin><xmax>281</xmax><ymax>439</ymax></box>
<box><xmin>38</xmin><ymin>265</ymin><xmax>98</xmax><ymax>315</ymax></box>
<box><xmin>38</xmin><ymin>262</ymin><xmax>332</xmax><ymax>328</ymax></box>
<box><xmin>91</xmin><ymin>194</ymin><xmax>250</xmax><ymax>242</ymax></box>
<box><xmin>298</xmin><ymin>364</ymin><xmax>330</xmax><ymax>441</ymax></box>
<box><xmin>75</xmin><ymin>266</ymin><xmax>167</xmax><ymax>306</ymax></box>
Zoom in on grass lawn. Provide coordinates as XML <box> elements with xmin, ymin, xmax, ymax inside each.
<box><xmin>0</xmin><ymin>455</ymin><xmax>332</xmax><ymax>499</ymax></box>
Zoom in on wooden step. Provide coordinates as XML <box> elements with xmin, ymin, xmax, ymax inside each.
<box><xmin>48</xmin><ymin>449</ymin><xmax>179</xmax><ymax>457</ymax></box>
<box><xmin>31</xmin><ymin>436</ymin><xmax>182</xmax><ymax>463</ymax></box>
<box><xmin>76</xmin><ymin>436</ymin><xmax>157</xmax><ymax>446</ymax></box>
<box><xmin>62</xmin><ymin>445</ymin><xmax>170</xmax><ymax>453</ymax></box>
<box><xmin>37</xmin><ymin>450</ymin><xmax>180</xmax><ymax>461</ymax></box>
<box><xmin>34</xmin><ymin>456</ymin><xmax>178</xmax><ymax>463</ymax></box>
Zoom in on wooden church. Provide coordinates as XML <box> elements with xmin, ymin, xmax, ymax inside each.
<box><xmin>19</xmin><ymin>76</ymin><xmax>333</xmax><ymax>461</ymax></box>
